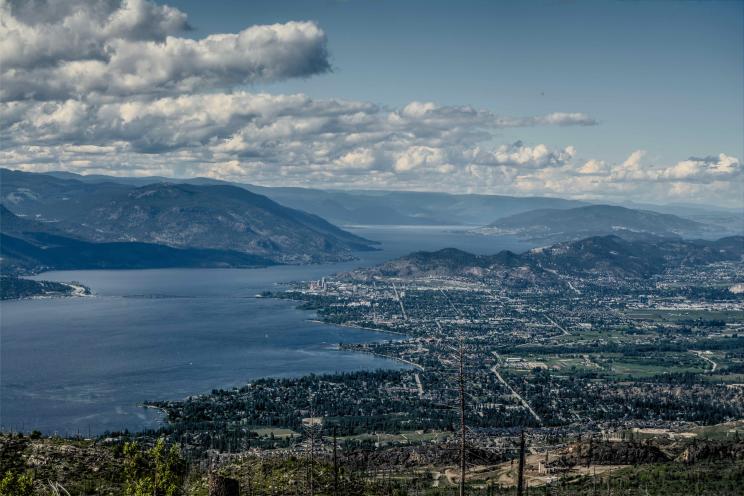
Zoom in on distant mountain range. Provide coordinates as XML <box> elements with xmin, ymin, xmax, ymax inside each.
<box><xmin>40</xmin><ymin>169</ymin><xmax>741</xmax><ymax>229</ymax></box>
<box><xmin>355</xmin><ymin>234</ymin><xmax>744</xmax><ymax>281</ymax></box>
<box><xmin>476</xmin><ymin>205</ymin><xmax>719</xmax><ymax>242</ymax></box>
<box><xmin>2</xmin><ymin>169</ymin><xmax>740</xmax><ymax>276</ymax></box>
<box><xmin>37</xmin><ymin>170</ymin><xmax>589</xmax><ymax>225</ymax></box>
<box><xmin>0</xmin><ymin>169</ymin><xmax>376</xmax><ymax>265</ymax></box>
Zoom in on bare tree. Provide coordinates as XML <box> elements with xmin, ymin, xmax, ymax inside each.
<box><xmin>303</xmin><ymin>396</ymin><xmax>323</xmax><ymax>496</ymax></box>
<box><xmin>458</xmin><ymin>334</ymin><xmax>466</xmax><ymax>496</ymax></box>
<box><xmin>517</xmin><ymin>429</ymin><xmax>526</xmax><ymax>496</ymax></box>
<box><xmin>333</xmin><ymin>426</ymin><xmax>339</xmax><ymax>496</ymax></box>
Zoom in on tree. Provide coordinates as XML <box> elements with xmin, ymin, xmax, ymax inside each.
<box><xmin>0</xmin><ymin>470</ymin><xmax>34</xmax><ymax>496</ymax></box>
<box><xmin>123</xmin><ymin>437</ymin><xmax>185</xmax><ymax>496</ymax></box>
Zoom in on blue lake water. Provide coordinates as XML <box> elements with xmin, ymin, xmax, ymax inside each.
<box><xmin>0</xmin><ymin>227</ymin><xmax>533</xmax><ymax>434</ymax></box>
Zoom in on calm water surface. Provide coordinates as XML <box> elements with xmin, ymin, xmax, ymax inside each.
<box><xmin>0</xmin><ymin>227</ymin><xmax>533</xmax><ymax>434</ymax></box>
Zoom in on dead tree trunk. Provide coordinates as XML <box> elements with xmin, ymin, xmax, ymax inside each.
<box><xmin>517</xmin><ymin>430</ymin><xmax>526</xmax><ymax>496</ymax></box>
<box><xmin>459</xmin><ymin>336</ymin><xmax>466</xmax><ymax>496</ymax></box>
<box><xmin>333</xmin><ymin>426</ymin><xmax>339</xmax><ymax>496</ymax></box>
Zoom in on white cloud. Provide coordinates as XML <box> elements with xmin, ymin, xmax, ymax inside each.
<box><xmin>0</xmin><ymin>0</ymin><xmax>330</xmax><ymax>101</ymax></box>
<box><xmin>609</xmin><ymin>150</ymin><xmax>742</xmax><ymax>184</ymax></box>
<box><xmin>577</xmin><ymin>159</ymin><xmax>608</xmax><ymax>175</ymax></box>
<box><xmin>334</xmin><ymin>148</ymin><xmax>380</xmax><ymax>169</ymax></box>
<box><xmin>0</xmin><ymin>93</ymin><xmax>596</xmax><ymax>160</ymax></box>
<box><xmin>2</xmin><ymin>89</ymin><xmax>739</xmax><ymax>206</ymax></box>
<box><xmin>2</xmin><ymin>0</ymin><xmax>737</xmax><ymax>206</ymax></box>
<box><xmin>394</xmin><ymin>146</ymin><xmax>448</xmax><ymax>172</ymax></box>
<box><xmin>0</xmin><ymin>0</ymin><xmax>189</xmax><ymax>70</ymax></box>
<box><xmin>467</xmin><ymin>142</ymin><xmax>576</xmax><ymax>168</ymax></box>
<box><xmin>656</xmin><ymin>154</ymin><xmax>741</xmax><ymax>182</ymax></box>
<box><xmin>496</xmin><ymin>112</ymin><xmax>597</xmax><ymax>127</ymax></box>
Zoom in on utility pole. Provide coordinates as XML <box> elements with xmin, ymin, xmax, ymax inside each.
<box><xmin>517</xmin><ymin>429</ymin><xmax>526</xmax><ymax>496</ymax></box>
<box><xmin>458</xmin><ymin>335</ymin><xmax>466</xmax><ymax>496</ymax></box>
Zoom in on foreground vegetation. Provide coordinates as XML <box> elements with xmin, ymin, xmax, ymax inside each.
<box><xmin>2</xmin><ymin>431</ymin><xmax>744</xmax><ymax>495</ymax></box>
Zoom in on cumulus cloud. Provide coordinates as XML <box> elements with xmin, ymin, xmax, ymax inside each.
<box><xmin>0</xmin><ymin>93</ymin><xmax>594</xmax><ymax>171</ymax></box>
<box><xmin>655</xmin><ymin>154</ymin><xmax>741</xmax><ymax>182</ymax></box>
<box><xmin>501</xmin><ymin>149</ymin><xmax>743</xmax><ymax>206</ymax></box>
<box><xmin>1</xmin><ymin>88</ymin><xmax>739</xmax><ymax>206</ymax></box>
<box><xmin>577</xmin><ymin>159</ymin><xmax>608</xmax><ymax>175</ymax></box>
<box><xmin>466</xmin><ymin>141</ymin><xmax>576</xmax><ymax>168</ymax></box>
<box><xmin>0</xmin><ymin>0</ymin><xmax>602</xmax><ymax>187</ymax></box>
<box><xmin>394</xmin><ymin>146</ymin><xmax>448</xmax><ymax>172</ymax></box>
<box><xmin>1</xmin><ymin>0</ymin><xmax>189</xmax><ymax>69</ymax></box>
<box><xmin>0</xmin><ymin>0</ymin><xmax>330</xmax><ymax>100</ymax></box>
<box><xmin>2</xmin><ymin>0</ymin><xmax>737</xmax><ymax>206</ymax></box>
<box><xmin>609</xmin><ymin>150</ymin><xmax>742</xmax><ymax>184</ymax></box>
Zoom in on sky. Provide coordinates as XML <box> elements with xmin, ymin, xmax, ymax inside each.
<box><xmin>1</xmin><ymin>0</ymin><xmax>742</xmax><ymax>207</ymax></box>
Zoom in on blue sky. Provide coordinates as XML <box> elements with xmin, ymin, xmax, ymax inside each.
<box><xmin>2</xmin><ymin>0</ymin><xmax>742</xmax><ymax>206</ymax></box>
<box><xmin>173</xmin><ymin>0</ymin><xmax>744</xmax><ymax>165</ymax></box>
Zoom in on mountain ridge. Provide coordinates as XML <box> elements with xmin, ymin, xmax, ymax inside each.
<box><xmin>38</xmin><ymin>168</ymin><xmax>741</xmax><ymax>227</ymax></box>
<box><xmin>0</xmin><ymin>169</ymin><xmax>376</xmax><ymax>263</ymax></box>
<box><xmin>353</xmin><ymin>234</ymin><xmax>744</xmax><ymax>281</ymax></box>
<box><xmin>0</xmin><ymin>205</ymin><xmax>276</xmax><ymax>274</ymax></box>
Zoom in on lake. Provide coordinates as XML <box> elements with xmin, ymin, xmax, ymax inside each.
<box><xmin>0</xmin><ymin>227</ymin><xmax>533</xmax><ymax>434</ymax></box>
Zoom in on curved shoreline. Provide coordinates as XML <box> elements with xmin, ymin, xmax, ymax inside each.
<box><xmin>306</xmin><ymin>319</ymin><xmax>408</xmax><ymax>337</ymax></box>
<box><xmin>342</xmin><ymin>348</ymin><xmax>424</xmax><ymax>371</ymax></box>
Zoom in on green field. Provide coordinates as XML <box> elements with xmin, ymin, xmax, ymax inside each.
<box><xmin>624</xmin><ymin>309</ymin><xmax>744</xmax><ymax>324</ymax></box>
<box><xmin>340</xmin><ymin>430</ymin><xmax>452</xmax><ymax>445</ymax></box>
<box><xmin>503</xmin><ymin>351</ymin><xmax>715</xmax><ymax>378</ymax></box>
<box><xmin>248</xmin><ymin>427</ymin><xmax>299</xmax><ymax>439</ymax></box>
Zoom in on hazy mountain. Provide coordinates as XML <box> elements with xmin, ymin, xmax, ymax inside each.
<box><xmin>0</xmin><ymin>205</ymin><xmax>275</xmax><ymax>274</ymax></box>
<box><xmin>8</xmin><ymin>169</ymin><xmax>737</xmax><ymax>238</ymax></box>
<box><xmin>41</xmin><ymin>169</ymin><xmax>741</xmax><ymax>230</ymax></box>
<box><xmin>478</xmin><ymin>205</ymin><xmax>714</xmax><ymax>242</ymax></box>
<box><xmin>243</xmin><ymin>188</ymin><xmax>590</xmax><ymax>226</ymax></box>
<box><xmin>357</xmin><ymin>234</ymin><xmax>744</xmax><ymax>280</ymax></box>
<box><xmin>1</xmin><ymin>169</ymin><xmax>376</xmax><ymax>263</ymax></box>
<box><xmin>42</xmin><ymin>169</ymin><xmax>589</xmax><ymax>225</ymax></box>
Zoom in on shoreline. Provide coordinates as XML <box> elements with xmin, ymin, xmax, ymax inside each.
<box><xmin>4</xmin><ymin>270</ymin><xmax>414</xmax><ymax>436</ymax></box>
<box><xmin>306</xmin><ymin>319</ymin><xmax>408</xmax><ymax>337</ymax></box>
<box><xmin>342</xmin><ymin>348</ymin><xmax>424</xmax><ymax>371</ymax></box>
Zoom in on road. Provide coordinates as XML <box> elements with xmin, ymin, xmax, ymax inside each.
<box><xmin>545</xmin><ymin>315</ymin><xmax>570</xmax><ymax>336</ymax></box>
<box><xmin>414</xmin><ymin>373</ymin><xmax>424</xmax><ymax>398</ymax></box>
<box><xmin>439</xmin><ymin>288</ymin><xmax>463</xmax><ymax>317</ymax></box>
<box><xmin>391</xmin><ymin>282</ymin><xmax>408</xmax><ymax>320</ymax></box>
<box><xmin>490</xmin><ymin>365</ymin><xmax>542</xmax><ymax>425</ymax></box>
<box><xmin>693</xmin><ymin>351</ymin><xmax>718</xmax><ymax>372</ymax></box>
<box><xmin>64</xmin><ymin>282</ymin><xmax>89</xmax><ymax>296</ymax></box>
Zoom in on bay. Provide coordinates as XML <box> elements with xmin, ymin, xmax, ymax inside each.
<box><xmin>0</xmin><ymin>227</ymin><xmax>533</xmax><ymax>434</ymax></box>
